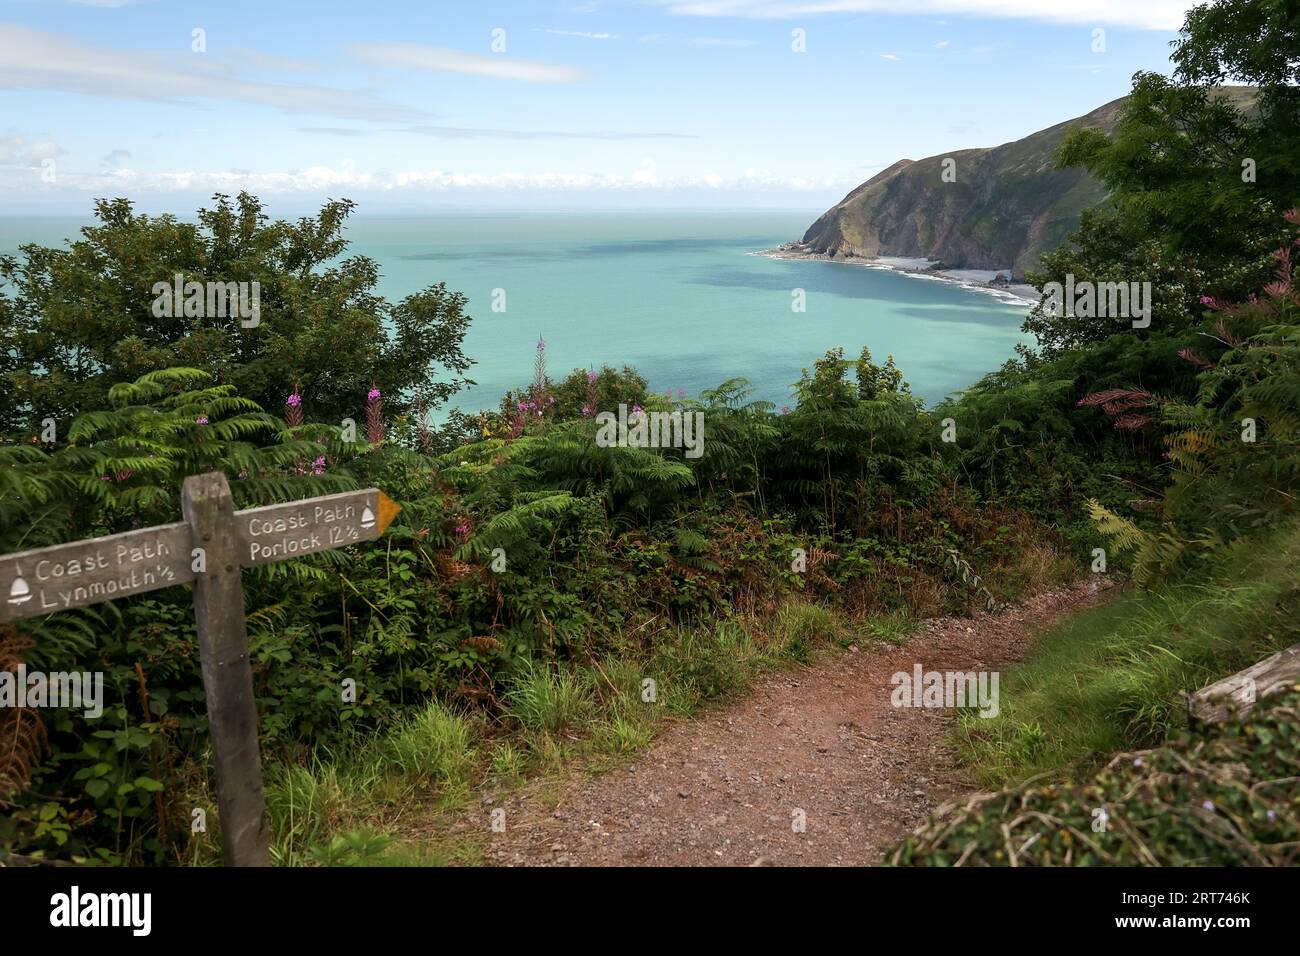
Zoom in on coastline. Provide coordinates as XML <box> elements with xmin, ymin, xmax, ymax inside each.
<box><xmin>754</xmin><ymin>242</ymin><xmax>1041</xmax><ymax>307</ymax></box>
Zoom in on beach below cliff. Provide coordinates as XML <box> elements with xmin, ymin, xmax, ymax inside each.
<box><xmin>756</xmin><ymin>242</ymin><xmax>1041</xmax><ymax>306</ymax></box>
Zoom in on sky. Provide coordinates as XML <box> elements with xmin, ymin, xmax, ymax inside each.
<box><xmin>0</xmin><ymin>0</ymin><xmax>1202</xmax><ymax>215</ymax></box>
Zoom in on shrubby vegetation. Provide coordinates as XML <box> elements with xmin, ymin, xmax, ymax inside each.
<box><xmin>1</xmin><ymin>0</ymin><xmax>1297</xmax><ymax>867</ymax></box>
<box><xmin>893</xmin><ymin>686</ymin><xmax>1300</xmax><ymax>866</ymax></box>
<box><xmin>0</xmin><ymin>321</ymin><xmax>1071</xmax><ymax>862</ymax></box>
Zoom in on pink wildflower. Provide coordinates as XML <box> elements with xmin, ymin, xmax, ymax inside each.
<box><xmin>366</xmin><ymin>386</ymin><xmax>385</xmax><ymax>444</ymax></box>
<box><xmin>285</xmin><ymin>388</ymin><xmax>304</xmax><ymax>428</ymax></box>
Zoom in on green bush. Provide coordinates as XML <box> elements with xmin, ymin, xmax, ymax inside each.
<box><xmin>891</xmin><ymin>687</ymin><xmax>1300</xmax><ymax>866</ymax></box>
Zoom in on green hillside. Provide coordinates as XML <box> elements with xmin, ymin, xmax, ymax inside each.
<box><xmin>801</xmin><ymin>88</ymin><xmax>1257</xmax><ymax>276</ymax></box>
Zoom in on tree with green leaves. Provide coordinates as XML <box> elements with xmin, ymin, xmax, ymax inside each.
<box><xmin>1026</xmin><ymin>0</ymin><xmax>1299</xmax><ymax>357</ymax></box>
<box><xmin>0</xmin><ymin>192</ymin><xmax>474</xmax><ymax>436</ymax></box>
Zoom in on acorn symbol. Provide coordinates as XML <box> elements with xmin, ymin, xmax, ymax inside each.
<box><xmin>360</xmin><ymin>506</ymin><xmax>376</xmax><ymax>530</ymax></box>
<box><xmin>8</xmin><ymin>573</ymin><xmax>32</xmax><ymax>606</ymax></box>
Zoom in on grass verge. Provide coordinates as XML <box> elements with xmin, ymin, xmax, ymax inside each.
<box><xmin>954</xmin><ymin>518</ymin><xmax>1300</xmax><ymax>787</ymax></box>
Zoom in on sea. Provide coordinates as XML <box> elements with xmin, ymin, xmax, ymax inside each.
<box><xmin>1</xmin><ymin>210</ymin><xmax>1031</xmax><ymax>413</ymax></box>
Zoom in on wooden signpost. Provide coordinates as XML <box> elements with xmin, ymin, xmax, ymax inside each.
<box><xmin>0</xmin><ymin>473</ymin><xmax>400</xmax><ymax>866</ymax></box>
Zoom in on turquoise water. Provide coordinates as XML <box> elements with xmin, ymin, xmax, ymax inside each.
<box><xmin>1</xmin><ymin>211</ymin><xmax>1029</xmax><ymax>411</ymax></box>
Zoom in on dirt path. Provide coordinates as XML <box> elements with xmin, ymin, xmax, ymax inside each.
<box><xmin>461</xmin><ymin>584</ymin><xmax>1110</xmax><ymax>866</ymax></box>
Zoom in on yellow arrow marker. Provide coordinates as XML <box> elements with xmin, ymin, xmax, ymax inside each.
<box><xmin>376</xmin><ymin>490</ymin><xmax>402</xmax><ymax>534</ymax></box>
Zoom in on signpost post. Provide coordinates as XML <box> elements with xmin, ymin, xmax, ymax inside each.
<box><xmin>0</xmin><ymin>472</ymin><xmax>400</xmax><ymax>866</ymax></box>
<box><xmin>182</xmin><ymin>473</ymin><xmax>268</xmax><ymax>867</ymax></box>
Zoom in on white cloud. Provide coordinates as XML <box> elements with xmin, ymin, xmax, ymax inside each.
<box><xmin>935</xmin><ymin>40</ymin><xmax>950</xmax><ymax>48</ymax></box>
<box><xmin>0</xmin><ymin>24</ymin><xmax>424</xmax><ymax>121</ymax></box>
<box><xmin>542</xmin><ymin>29</ymin><xmax>621</xmax><ymax>39</ymax></box>
<box><xmin>34</xmin><ymin>140</ymin><xmax>63</xmax><ymax>163</ymax></box>
<box><xmin>661</xmin><ymin>0</ymin><xmax>1195</xmax><ymax>30</ymax></box>
<box><xmin>631</xmin><ymin>158</ymin><xmax>659</xmax><ymax>185</ymax></box>
<box><xmin>224</xmin><ymin>47</ymin><xmax>324</xmax><ymax>73</ymax></box>
<box><xmin>297</xmin><ymin>125</ymin><xmax>695</xmax><ymax>140</ymax></box>
<box><xmin>295</xmin><ymin>127</ymin><xmax>374</xmax><ymax>137</ymax></box>
<box><xmin>0</xmin><ymin>162</ymin><xmax>859</xmax><ymax>194</ymax></box>
<box><xmin>349</xmin><ymin>44</ymin><xmax>587</xmax><ymax>83</ymax></box>
<box><xmin>879</xmin><ymin>53</ymin><xmax>898</xmax><ymax>60</ymax></box>
<box><xmin>638</xmin><ymin>33</ymin><xmax>752</xmax><ymax>46</ymax></box>
<box><xmin>0</xmin><ymin>134</ymin><xmax>62</xmax><ymax>166</ymax></box>
<box><xmin>687</xmin><ymin>36</ymin><xmax>754</xmax><ymax>46</ymax></box>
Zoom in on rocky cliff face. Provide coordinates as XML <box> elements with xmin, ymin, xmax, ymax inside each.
<box><xmin>801</xmin><ymin>98</ymin><xmax>1129</xmax><ymax>276</ymax></box>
